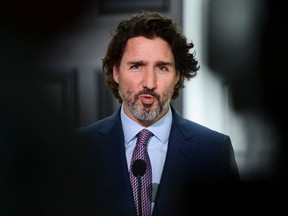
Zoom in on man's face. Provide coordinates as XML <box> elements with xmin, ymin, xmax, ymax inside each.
<box><xmin>113</xmin><ymin>36</ymin><xmax>179</xmax><ymax>126</ymax></box>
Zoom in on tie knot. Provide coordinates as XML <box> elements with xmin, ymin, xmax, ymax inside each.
<box><xmin>137</xmin><ymin>129</ymin><xmax>154</xmax><ymax>146</ymax></box>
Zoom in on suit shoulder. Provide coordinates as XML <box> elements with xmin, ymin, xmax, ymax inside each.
<box><xmin>75</xmin><ymin>112</ymin><xmax>118</xmax><ymax>138</ymax></box>
<box><xmin>171</xmin><ymin>106</ymin><xmax>228</xmax><ymax>139</ymax></box>
<box><xmin>189</xmin><ymin>119</ymin><xmax>226</xmax><ymax>137</ymax></box>
<box><xmin>176</xmin><ymin>115</ymin><xmax>228</xmax><ymax>139</ymax></box>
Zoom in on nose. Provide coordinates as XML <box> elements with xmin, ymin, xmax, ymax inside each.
<box><xmin>142</xmin><ymin>69</ymin><xmax>157</xmax><ymax>90</ymax></box>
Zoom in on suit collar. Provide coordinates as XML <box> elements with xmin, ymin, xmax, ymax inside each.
<box><xmin>170</xmin><ymin>105</ymin><xmax>195</xmax><ymax>140</ymax></box>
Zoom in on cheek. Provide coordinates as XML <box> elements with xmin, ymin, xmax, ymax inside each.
<box><xmin>120</xmin><ymin>76</ymin><xmax>141</xmax><ymax>90</ymax></box>
<box><xmin>118</xmin><ymin>78</ymin><xmax>135</xmax><ymax>95</ymax></box>
<box><xmin>159</xmin><ymin>80</ymin><xmax>177</xmax><ymax>98</ymax></box>
<box><xmin>161</xmin><ymin>79</ymin><xmax>177</xmax><ymax>92</ymax></box>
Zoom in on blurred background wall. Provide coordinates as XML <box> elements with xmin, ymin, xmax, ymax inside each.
<box><xmin>183</xmin><ymin>0</ymin><xmax>286</xmax><ymax>182</ymax></box>
<box><xmin>1</xmin><ymin>1</ymin><xmax>287</xmax><ymax>213</ymax></box>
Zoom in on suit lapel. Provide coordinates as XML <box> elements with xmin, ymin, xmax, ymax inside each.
<box><xmin>100</xmin><ymin>110</ymin><xmax>136</xmax><ymax>215</ymax></box>
<box><xmin>153</xmin><ymin>107</ymin><xmax>196</xmax><ymax>215</ymax></box>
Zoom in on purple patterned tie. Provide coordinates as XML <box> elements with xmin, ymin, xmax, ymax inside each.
<box><xmin>129</xmin><ymin>129</ymin><xmax>154</xmax><ymax>216</ymax></box>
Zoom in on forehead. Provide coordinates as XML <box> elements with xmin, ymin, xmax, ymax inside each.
<box><xmin>122</xmin><ymin>36</ymin><xmax>174</xmax><ymax>61</ymax></box>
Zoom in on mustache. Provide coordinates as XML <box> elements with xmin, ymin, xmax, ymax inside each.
<box><xmin>135</xmin><ymin>88</ymin><xmax>160</xmax><ymax>101</ymax></box>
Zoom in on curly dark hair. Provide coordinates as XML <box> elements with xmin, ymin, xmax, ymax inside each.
<box><xmin>102</xmin><ymin>11</ymin><xmax>200</xmax><ymax>103</ymax></box>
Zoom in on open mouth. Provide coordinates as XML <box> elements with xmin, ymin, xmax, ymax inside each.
<box><xmin>139</xmin><ymin>95</ymin><xmax>155</xmax><ymax>104</ymax></box>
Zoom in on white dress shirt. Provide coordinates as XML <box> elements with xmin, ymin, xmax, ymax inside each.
<box><xmin>120</xmin><ymin>105</ymin><xmax>172</xmax><ymax>205</ymax></box>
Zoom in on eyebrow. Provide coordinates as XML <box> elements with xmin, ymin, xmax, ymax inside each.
<box><xmin>127</xmin><ymin>60</ymin><xmax>146</xmax><ymax>65</ymax></box>
<box><xmin>155</xmin><ymin>61</ymin><xmax>174</xmax><ymax>67</ymax></box>
<box><xmin>127</xmin><ymin>60</ymin><xmax>174</xmax><ymax>66</ymax></box>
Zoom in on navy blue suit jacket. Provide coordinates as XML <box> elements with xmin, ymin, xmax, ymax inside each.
<box><xmin>75</xmin><ymin>106</ymin><xmax>240</xmax><ymax>215</ymax></box>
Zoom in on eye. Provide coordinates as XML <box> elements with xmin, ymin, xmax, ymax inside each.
<box><xmin>156</xmin><ymin>65</ymin><xmax>169</xmax><ymax>72</ymax></box>
<box><xmin>130</xmin><ymin>64</ymin><xmax>142</xmax><ymax>71</ymax></box>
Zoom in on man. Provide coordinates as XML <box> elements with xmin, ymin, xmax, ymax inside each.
<box><xmin>75</xmin><ymin>11</ymin><xmax>240</xmax><ymax>215</ymax></box>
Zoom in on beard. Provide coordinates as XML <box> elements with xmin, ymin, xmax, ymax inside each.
<box><xmin>119</xmin><ymin>88</ymin><xmax>171</xmax><ymax>121</ymax></box>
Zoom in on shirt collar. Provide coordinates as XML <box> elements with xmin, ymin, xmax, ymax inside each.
<box><xmin>120</xmin><ymin>105</ymin><xmax>172</xmax><ymax>144</ymax></box>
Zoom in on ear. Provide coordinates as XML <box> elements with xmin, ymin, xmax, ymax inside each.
<box><xmin>174</xmin><ymin>71</ymin><xmax>180</xmax><ymax>85</ymax></box>
<box><xmin>113</xmin><ymin>66</ymin><xmax>120</xmax><ymax>84</ymax></box>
